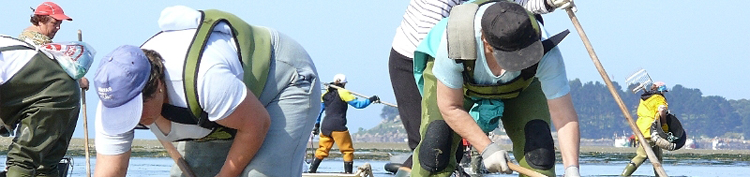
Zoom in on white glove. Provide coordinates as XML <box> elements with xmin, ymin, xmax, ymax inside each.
<box><xmin>563</xmin><ymin>166</ymin><xmax>581</xmax><ymax>177</ymax></box>
<box><xmin>650</xmin><ymin>119</ymin><xmax>677</xmax><ymax>151</ymax></box>
<box><xmin>481</xmin><ymin>142</ymin><xmax>512</xmax><ymax>174</ymax></box>
<box><xmin>546</xmin><ymin>0</ymin><xmax>577</xmax><ymax>12</ymax></box>
<box><xmin>652</xmin><ymin>132</ymin><xmax>677</xmax><ymax>151</ymax></box>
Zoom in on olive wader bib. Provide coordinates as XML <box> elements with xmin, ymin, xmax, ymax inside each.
<box><xmin>142</xmin><ymin>10</ymin><xmax>271</xmax><ymax>177</ymax></box>
<box><xmin>147</xmin><ymin>9</ymin><xmax>272</xmax><ymax>141</ymax></box>
<box><xmin>0</xmin><ymin>40</ymin><xmax>80</xmax><ymax>177</ymax></box>
<box><xmin>410</xmin><ymin>1</ymin><xmax>568</xmax><ymax>176</ymax></box>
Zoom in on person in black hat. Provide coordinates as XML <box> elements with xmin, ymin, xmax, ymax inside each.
<box><xmin>409</xmin><ymin>1</ymin><xmax>579</xmax><ymax>177</ymax></box>
<box><xmin>386</xmin><ymin>0</ymin><xmax>575</xmax><ymax>176</ymax></box>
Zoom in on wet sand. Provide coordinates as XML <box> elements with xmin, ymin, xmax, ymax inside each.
<box><xmin>2</xmin><ymin>138</ymin><xmax>749</xmax><ymax>160</ymax></box>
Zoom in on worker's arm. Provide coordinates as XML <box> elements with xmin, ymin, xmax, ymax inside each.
<box><xmin>547</xmin><ymin>93</ymin><xmax>580</xmax><ymax>169</ymax></box>
<box><xmin>94</xmin><ymin>151</ymin><xmax>132</xmax><ymax>177</ymax></box>
<box><xmin>436</xmin><ymin>80</ymin><xmax>492</xmax><ymax>152</ymax></box>
<box><xmin>214</xmin><ymin>89</ymin><xmax>270</xmax><ymax>177</ymax></box>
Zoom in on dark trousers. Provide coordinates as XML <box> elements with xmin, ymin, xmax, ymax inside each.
<box><xmin>388</xmin><ymin>48</ymin><xmax>423</xmax><ymax>168</ymax></box>
<box><xmin>0</xmin><ymin>53</ymin><xmax>80</xmax><ymax>177</ymax></box>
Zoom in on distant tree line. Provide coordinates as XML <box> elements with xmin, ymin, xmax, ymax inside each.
<box><xmin>569</xmin><ymin>79</ymin><xmax>748</xmax><ymax>139</ymax></box>
<box><xmin>377</xmin><ymin>79</ymin><xmax>750</xmax><ymax>140</ymax></box>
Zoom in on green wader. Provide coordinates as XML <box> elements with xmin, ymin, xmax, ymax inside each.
<box><xmin>0</xmin><ymin>51</ymin><xmax>80</xmax><ymax>177</ymax></box>
<box><xmin>621</xmin><ymin>140</ymin><xmax>663</xmax><ymax>176</ymax></box>
<box><xmin>411</xmin><ymin>59</ymin><xmax>555</xmax><ymax>177</ymax></box>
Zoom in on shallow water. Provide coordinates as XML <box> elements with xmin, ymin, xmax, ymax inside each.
<box><xmin>0</xmin><ymin>156</ymin><xmax>745</xmax><ymax>176</ymax></box>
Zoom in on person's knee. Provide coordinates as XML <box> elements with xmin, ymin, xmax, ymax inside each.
<box><xmin>417</xmin><ymin>120</ymin><xmax>453</xmax><ymax>173</ymax></box>
<box><xmin>523</xmin><ymin>120</ymin><xmax>555</xmax><ymax>170</ymax></box>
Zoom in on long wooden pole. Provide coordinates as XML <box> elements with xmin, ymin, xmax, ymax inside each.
<box><xmin>508</xmin><ymin>163</ymin><xmax>548</xmax><ymax>177</ymax></box>
<box><xmin>324</xmin><ymin>84</ymin><xmax>398</xmax><ymax>108</ymax></box>
<box><xmin>159</xmin><ymin>140</ymin><xmax>197</xmax><ymax>177</ymax></box>
<box><xmin>563</xmin><ymin>7</ymin><xmax>669</xmax><ymax>177</ymax></box>
<box><xmin>78</xmin><ymin>30</ymin><xmax>92</xmax><ymax>177</ymax></box>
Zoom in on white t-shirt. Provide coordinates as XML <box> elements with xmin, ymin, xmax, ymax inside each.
<box><xmin>95</xmin><ymin>6</ymin><xmax>249</xmax><ymax>155</ymax></box>
<box><xmin>432</xmin><ymin>3</ymin><xmax>570</xmax><ymax>100</ymax></box>
<box><xmin>0</xmin><ymin>36</ymin><xmax>37</xmax><ymax>85</ymax></box>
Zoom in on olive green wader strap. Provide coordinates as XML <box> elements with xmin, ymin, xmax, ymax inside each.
<box><xmin>446</xmin><ymin>3</ymin><xmax>478</xmax><ymax>60</ymax></box>
<box><xmin>460</xmin><ymin>30</ymin><xmax>569</xmax><ymax>100</ymax></box>
<box><xmin>183</xmin><ymin>9</ymin><xmax>272</xmax><ymax>128</ymax></box>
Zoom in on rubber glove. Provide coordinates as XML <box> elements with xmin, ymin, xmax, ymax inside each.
<box><xmin>481</xmin><ymin>142</ymin><xmax>512</xmax><ymax>174</ymax></box>
<box><xmin>547</xmin><ymin>0</ymin><xmax>577</xmax><ymax>12</ymax></box>
<box><xmin>312</xmin><ymin>123</ymin><xmax>320</xmax><ymax>136</ymax></box>
<box><xmin>369</xmin><ymin>95</ymin><xmax>380</xmax><ymax>103</ymax></box>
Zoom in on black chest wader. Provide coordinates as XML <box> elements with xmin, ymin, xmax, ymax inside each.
<box><xmin>141</xmin><ymin>9</ymin><xmax>272</xmax><ymax>142</ymax></box>
<box><xmin>409</xmin><ymin>1</ymin><xmax>569</xmax><ymax>176</ymax></box>
<box><xmin>0</xmin><ymin>37</ymin><xmax>80</xmax><ymax>177</ymax></box>
<box><xmin>320</xmin><ymin>87</ymin><xmax>350</xmax><ymax>136</ymax></box>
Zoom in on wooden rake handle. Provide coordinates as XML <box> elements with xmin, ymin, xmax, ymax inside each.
<box><xmin>563</xmin><ymin>7</ymin><xmax>668</xmax><ymax>177</ymax></box>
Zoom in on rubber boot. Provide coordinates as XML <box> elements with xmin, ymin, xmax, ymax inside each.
<box><xmin>344</xmin><ymin>161</ymin><xmax>354</xmax><ymax>174</ymax></box>
<box><xmin>309</xmin><ymin>158</ymin><xmax>323</xmax><ymax>173</ymax></box>
<box><xmin>620</xmin><ymin>161</ymin><xmax>638</xmax><ymax>176</ymax></box>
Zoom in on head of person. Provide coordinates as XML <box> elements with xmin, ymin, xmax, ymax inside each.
<box><xmin>30</xmin><ymin>2</ymin><xmax>72</xmax><ymax>39</ymax></box>
<box><xmin>652</xmin><ymin>81</ymin><xmax>668</xmax><ymax>93</ymax></box>
<box><xmin>332</xmin><ymin>74</ymin><xmax>347</xmax><ymax>87</ymax></box>
<box><xmin>94</xmin><ymin>45</ymin><xmax>166</xmax><ymax>136</ymax></box>
<box><xmin>480</xmin><ymin>1</ymin><xmax>543</xmax><ymax>72</ymax></box>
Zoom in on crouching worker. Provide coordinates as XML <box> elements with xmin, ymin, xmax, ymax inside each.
<box><xmin>1</xmin><ymin>35</ymin><xmax>94</xmax><ymax>176</ymax></box>
<box><xmin>410</xmin><ymin>1</ymin><xmax>580</xmax><ymax>177</ymax></box>
<box><xmin>309</xmin><ymin>74</ymin><xmax>380</xmax><ymax>174</ymax></box>
<box><xmin>92</xmin><ymin>6</ymin><xmax>320</xmax><ymax>177</ymax></box>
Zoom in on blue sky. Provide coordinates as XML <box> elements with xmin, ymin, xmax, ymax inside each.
<box><xmin>2</xmin><ymin>1</ymin><xmax>749</xmax><ymax>139</ymax></box>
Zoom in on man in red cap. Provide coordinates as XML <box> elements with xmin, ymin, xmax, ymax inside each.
<box><xmin>19</xmin><ymin>2</ymin><xmax>89</xmax><ymax>91</ymax></box>
<box><xmin>19</xmin><ymin>2</ymin><xmax>73</xmax><ymax>46</ymax></box>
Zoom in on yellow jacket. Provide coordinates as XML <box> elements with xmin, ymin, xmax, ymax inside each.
<box><xmin>635</xmin><ymin>92</ymin><xmax>668</xmax><ymax>139</ymax></box>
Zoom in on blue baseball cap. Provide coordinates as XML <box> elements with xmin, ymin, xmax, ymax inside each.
<box><xmin>94</xmin><ymin>45</ymin><xmax>151</xmax><ymax>136</ymax></box>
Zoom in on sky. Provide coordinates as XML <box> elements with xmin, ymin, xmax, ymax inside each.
<box><xmin>2</xmin><ymin>1</ymin><xmax>749</xmax><ymax>140</ymax></box>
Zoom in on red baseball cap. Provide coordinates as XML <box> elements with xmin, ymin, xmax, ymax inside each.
<box><xmin>34</xmin><ymin>2</ymin><xmax>72</xmax><ymax>21</ymax></box>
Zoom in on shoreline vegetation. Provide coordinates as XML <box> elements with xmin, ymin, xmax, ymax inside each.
<box><xmin>2</xmin><ymin>138</ymin><xmax>750</xmax><ymax>162</ymax></box>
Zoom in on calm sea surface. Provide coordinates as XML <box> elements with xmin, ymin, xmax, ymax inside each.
<box><xmin>0</xmin><ymin>155</ymin><xmax>746</xmax><ymax>176</ymax></box>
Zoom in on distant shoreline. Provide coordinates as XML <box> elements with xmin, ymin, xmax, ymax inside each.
<box><xmin>2</xmin><ymin>138</ymin><xmax>750</xmax><ymax>161</ymax></box>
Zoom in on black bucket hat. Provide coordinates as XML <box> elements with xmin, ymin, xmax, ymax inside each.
<box><xmin>481</xmin><ymin>1</ymin><xmax>543</xmax><ymax>71</ymax></box>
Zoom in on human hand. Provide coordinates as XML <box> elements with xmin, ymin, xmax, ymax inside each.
<box><xmin>481</xmin><ymin>142</ymin><xmax>512</xmax><ymax>174</ymax></box>
<box><xmin>563</xmin><ymin>166</ymin><xmax>580</xmax><ymax>177</ymax></box>
<box><xmin>368</xmin><ymin>95</ymin><xmax>380</xmax><ymax>103</ymax></box>
<box><xmin>79</xmin><ymin>77</ymin><xmax>89</xmax><ymax>90</ymax></box>
<box><xmin>312</xmin><ymin>123</ymin><xmax>320</xmax><ymax>136</ymax></box>
<box><xmin>547</xmin><ymin>0</ymin><xmax>576</xmax><ymax>12</ymax></box>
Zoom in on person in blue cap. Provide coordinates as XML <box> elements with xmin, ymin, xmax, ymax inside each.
<box><xmin>92</xmin><ymin>5</ymin><xmax>320</xmax><ymax>177</ymax></box>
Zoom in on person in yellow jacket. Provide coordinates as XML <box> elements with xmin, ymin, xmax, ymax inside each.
<box><xmin>621</xmin><ymin>81</ymin><xmax>669</xmax><ymax>176</ymax></box>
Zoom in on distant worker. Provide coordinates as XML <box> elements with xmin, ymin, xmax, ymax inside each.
<box><xmin>309</xmin><ymin>74</ymin><xmax>380</xmax><ymax>174</ymax></box>
<box><xmin>621</xmin><ymin>81</ymin><xmax>670</xmax><ymax>176</ymax></box>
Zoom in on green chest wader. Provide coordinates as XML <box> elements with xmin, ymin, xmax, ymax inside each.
<box><xmin>0</xmin><ymin>39</ymin><xmax>80</xmax><ymax>177</ymax></box>
<box><xmin>409</xmin><ymin>1</ymin><xmax>568</xmax><ymax>176</ymax></box>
